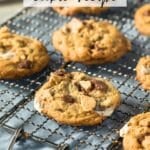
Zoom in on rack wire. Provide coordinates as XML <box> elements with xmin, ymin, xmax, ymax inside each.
<box><xmin>0</xmin><ymin>0</ymin><xmax>150</xmax><ymax>149</ymax></box>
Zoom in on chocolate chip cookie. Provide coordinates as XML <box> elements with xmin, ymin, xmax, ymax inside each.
<box><xmin>52</xmin><ymin>18</ymin><xmax>131</xmax><ymax>64</ymax></box>
<box><xmin>134</xmin><ymin>4</ymin><xmax>150</xmax><ymax>36</ymax></box>
<box><xmin>120</xmin><ymin>112</ymin><xmax>150</xmax><ymax>150</ymax></box>
<box><xmin>0</xmin><ymin>27</ymin><xmax>50</xmax><ymax>79</ymax></box>
<box><xmin>136</xmin><ymin>56</ymin><xmax>150</xmax><ymax>90</ymax></box>
<box><xmin>34</xmin><ymin>69</ymin><xmax>121</xmax><ymax>126</ymax></box>
<box><xmin>53</xmin><ymin>7</ymin><xmax>108</xmax><ymax>16</ymax></box>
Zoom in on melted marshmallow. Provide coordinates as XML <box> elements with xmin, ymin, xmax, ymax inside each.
<box><xmin>68</xmin><ymin>18</ymin><xmax>83</xmax><ymax>33</ymax></box>
<box><xmin>96</xmin><ymin>106</ymin><xmax>115</xmax><ymax>117</ymax></box>
<box><xmin>34</xmin><ymin>99</ymin><xmax>42</xmax><ymax>113</ymax></box>
<box><xmin>120</xmin><ymin>123</ymin><xmax>129</xmax><ymax>137</ymax></box>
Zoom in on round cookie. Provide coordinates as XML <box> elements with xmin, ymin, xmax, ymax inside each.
<box><xmin>120</xmin><ymin>112</ymin><xmax>150</xmax><ymax>150</ymax></box>
<box><xmin>0</xmin><ymin>27</ymin><xmax>50</xmax><ymax>79</ymax></box>
<box><xmin>52</xmin><ymin>18</ymin><xmax>131</xmax><ymax>64</ymax></box>
<box><xmin>136</xmin><ymin>56</ymin><xmax>150</xmax><ymax>90</ymax></box>
<box><xmin>134</xmin><ymin>4</ymin><xmax>150</xmax><ymax>36</ymax></box>
<box><xmin>53</xmin><ymin>7</ymin><xmax>108</xmax><ymax>16</ymax></box>
<box><xmin>34</xmin><ymin>69</ymin><xmax>121</xmax><ymax>126</ymax></box>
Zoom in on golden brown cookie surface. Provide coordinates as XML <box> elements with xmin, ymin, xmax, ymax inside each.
<box><xmin>120</xmin><ymin>112</ymin><xmax>150</xmax><ymax>150</ymax></box>
<box><xmin>34</xmin><ymin>70</ymin><xmax>121</xmax><ymax>126</ymax></box>
<box><xmin>136</xmin><ymin>56</ymin><xmax>150</xmax><ymax>90</ymax></box>
<box><xmin>134</xmin><ymin>4</ymin><xmax>150</xmax><ymax>36</ymax></box>
<box><xmin>0</xmin><ymin>27</ymin><xmax>50</xmax><ymax>79</ymax></box>
<box><xmin>52</xmin><ymin>18</ymin><xmax>131</xmax><ymax>64</ymax></box>
<box><xmin>53</xmin><ymin>7</ymin><xmax>108</xmax><ymax>16</ymax></box>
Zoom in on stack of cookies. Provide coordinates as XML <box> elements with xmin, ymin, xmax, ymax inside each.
<box><xmin>0</xmin><ymin>4</ymin><xmax>149</xmax><ymax>150</ymax></box>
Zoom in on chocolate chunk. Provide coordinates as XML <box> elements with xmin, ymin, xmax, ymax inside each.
<box><xmin>143</xmin><ymin>10</ymin><xmax>150</xmax><ymax>16</ymax></box>
<box><xmin>82</xmin><ymin>21</ymin><xmax>87</xmax><ymax>25</ymax></box>
<box><xmin>83</xmin><ymin>21</ymin><xmax>94</xmax><ymax>29</ymax></box>
<box><xmin>75</xmin><ymin>82</ymin><xmax>82</xmax><ymax>91</ymax></box>
<box><xmin>65</xmin><ymin>27</ymin><xmax>70</xmax><ymax>33</ymax></box>
<box><xmin>63</xmin><ymin>95</ymin><xmax>76</xmax><ymax>103</ymax></box>
<box><xmin>87</xmin><ymin>24</ymin><xmax>94</xmax><ymax>29</ymax></box>
<box><xmin>75</xmin><ymin>82</ymin><xmax>91</xmax><ymax>96</ymax></box>
<box><xmin>18</xmin><ymin>60</ymin><xmax>32</xmax><ymax>69</ymax></box>
<box><xmin>56</xmin><ymin>108</ymin><xmax>64</xmax><ymax>112</ymax></box>
<box><xmin>55</xmin><ymin>70</ymin><xmax>66</xmax><ymax>76</ymax></box>
<box><xmin>89</xmin><ymin>44</ymin><xmax>95</xmax><ymax>49</ymax></box>
<box><xmin>91</xmin><ymin>80</ymin><xmax>108</xmax><ymax>92</ymax></box>
<box><xmin>19</xmin><ymin>41</ymin><xmax>26</xmax><ymax>47</ymax></box>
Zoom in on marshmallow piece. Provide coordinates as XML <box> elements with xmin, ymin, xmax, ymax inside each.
<box><xmin>79</xmin><ymin>80</ymin><xmax>92</xmax><ymax>91</ymax></box>
<box><xmin>120</xmin><ymin>123</ymin><xmax>129</xmax><ymax>137</ymax></box>
<box><xmin>96</xmin><ymin>106</ymin><xmax>115</xmax><ymax>117</ymax></box>
<box><xmin>68</xmin><ymin>18</ymin><xmax>83</xmax><ymax>33</ymax></box>
<box><xmin>0</xmin><ymin>51</ymin><xmax>15</xmax><ymax>59</ymax></box>
<box><xmin>34</xmin><ymin>99</ymin><xmax>42</xmax><ymax>113</ymax></box>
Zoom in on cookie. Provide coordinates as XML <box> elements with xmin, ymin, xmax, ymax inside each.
<box><xmin>34</xmin><ymin>69</ymin><xmax>121</xmax><ymax>126</ymax></box>
<box><xmin>52</xmin><ymin>18</ymin><xmax>131</xmax><ymax>64</ymax></box>
<box><xmin>53</xmin><ymin>7</ymin><xmax>108</xmax><ymax>16</ymax></box>
<box><xmin>0</xmin><ymin>27</ymin><xmax>50</xmax><ymax>79</ymax></box>
<box><xmin>134</xmin><ymin>4</ymin><xmax>150</xmax><ymax>36</ymax></box>
<box><xmin>136</xmin><ymin>56</ymin><xmax>150</xmax><ymax>90</ymax></box>
<box><xmin>120</xmin><ymin>112</ymin><xmax>150</xmax><ymax>150</ymax></box>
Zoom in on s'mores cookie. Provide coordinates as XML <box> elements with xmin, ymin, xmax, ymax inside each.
<box><xmin>34</xmin><ymin>69</ymin><xmax>121</xmax><ymax>126</ymax></box>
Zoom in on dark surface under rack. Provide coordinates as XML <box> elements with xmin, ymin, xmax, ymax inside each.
<box><xmin>0</xmin><ymin>0</ymin><xmax>150</xmax><ymax>149</ymax></box>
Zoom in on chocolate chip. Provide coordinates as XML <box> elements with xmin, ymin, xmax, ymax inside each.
<box><xmin>63</xmin><ymin>95</ymin><xmax>76</xmax><ymax>103</ymax></box>
<box><xmin>19</xmin><ymin>41</ymin><xmax>26</xmax><ymax>47</ymax></box>
<box><xmin>18</xmin><ymin>60</ymin><xmax>32</xmax><ymax>69</ymax></box>
<box><xmin>143</xmin><ymin>10</ymin><xmax>150</xmax><ymax>16</ymax></box>
<box><xmin>82</xmin><ymin>21</ymin><xmax>87</xmax><ymax>25</ymax></box>
<box><xmin>75</xmin><ymin>82</ymin><xmax>82</xmax><ymax>91</ymax></box>
<box><xmin>75</xmin><ymin>82</ymin><xmax>91</xmax><ymax>96</ymax></box>
<box><xmin>55</xmin><ymin>70</ymin><xmax>66</xmax><ymax>76</ymax></box>
<box><xmin>91</xmin><ymin>80</ymin><xmax>108</xmax><ymax>92</ymax></box>
<box><xmin>83</xmin><ymin>21</ymin><xmax>94</xmax><ymax>29</ymax></box>
<box><xmin>89</xmin><ymin>44</ymin><xmax>95</xmax><ymax>49</ymax></box>
<box><xmin>56</xmin><ymin>108</ymin><xmax>64</xmax><ymax>112</ymax></box>
<box><xmin>87</xmin><ymin>24</ymin><xmax>94</xmax><ymax>29</ymax></box>
<box><xmin>0</xmin><ymin>44</ymin><xmax>6</xmax><ymax>49</ymax></box>
<box><xmin>65</xmin><ymin>27</ymin><xmax>70</xmax><ymax>33</ymax></box>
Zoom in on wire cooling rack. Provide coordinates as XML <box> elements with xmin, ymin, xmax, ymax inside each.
<box><xmin>0</xmin><ymin>0</ymin><xmax>150</xmax><ymax>149</ymax></box>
